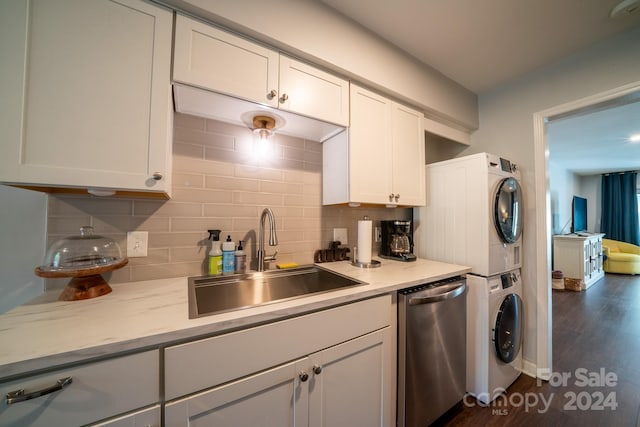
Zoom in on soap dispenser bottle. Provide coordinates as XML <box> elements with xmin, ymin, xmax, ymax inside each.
<box><xmin>222</xmin><ymin>235</ymin><xmax>235</xmax><ymax>274</ymax></box>
<box><xmin>208</xmin><ymin>229</ymin><xmax>222</xmax><ymax>276</ymax></box>
<box><xmin>235</xmin><ymin>240</ymin><xmax>246</xmax><ymax>273</ymax></box>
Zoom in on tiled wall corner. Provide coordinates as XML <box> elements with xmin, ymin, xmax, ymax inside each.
<box><xmin>46</xmin><ymin>114</ymin><xmax>411</xmax><ymax>288</ymax></box>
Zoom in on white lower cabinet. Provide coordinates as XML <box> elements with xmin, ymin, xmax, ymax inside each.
<box><xmin>0</xmin><ymin>350</ymin><xmax>159</xmax><ymax>427</ymax></box>
<box><xmin>90</xmin><ymin>405</ymin><xmax>161</xmax><ymax>427</ymax></box>
<box><xmin>164</xmin><ymin>295</ymin><xmax>393</xmax><ymax>427</ymax></box>
<box><xmin>165</xmin><ymin>328</ymin><xmax>390</xmax><ymax>427</ymax></box>
<box><xmin>307</xmin><ymin>329</ymin><xmax>391</xmax><ymax>427</ymax></box>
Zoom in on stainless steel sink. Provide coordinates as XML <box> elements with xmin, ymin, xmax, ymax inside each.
<box><xmin>188</xmin><ymin>265</ymin><xmax>364</xmax><ymax>318</ymax></box>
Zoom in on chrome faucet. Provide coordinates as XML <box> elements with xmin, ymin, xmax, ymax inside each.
<box><xmin>258</xmin><ymin>208</ymin><xmax>278</xmax><ymax>271</ymax></box>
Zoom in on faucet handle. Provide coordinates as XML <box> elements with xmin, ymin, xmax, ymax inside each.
<box><xmin>264</xmin><ymin>251</ymin><xmax>278</xmax><ymax>262</ymax></box>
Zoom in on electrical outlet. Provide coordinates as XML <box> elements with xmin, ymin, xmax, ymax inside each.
<box><xmin>127</xmin><ymin>231</ymin><xmax>148</xmax><ymax>257</ymax></box>
<box><xmin>333</xmin><ymin>228</ymin><xmax>348</xmax><ymax>245</ymax></box>
<box><xmin>375</xmin><ymin>227</ymin><xmax>382</xmax><ymax>242</ymax></box>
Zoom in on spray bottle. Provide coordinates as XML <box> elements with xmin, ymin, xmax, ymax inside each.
<box><xmin>207</xmin><ymin>229</ymin><xmax>222</xmax><ymax>276</ymax></box>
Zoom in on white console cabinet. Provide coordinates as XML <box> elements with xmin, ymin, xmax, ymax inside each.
<box><xmin>553</xmin><ymin>233</ymin><xmax>605</xmax><ymax>290</ymax></box>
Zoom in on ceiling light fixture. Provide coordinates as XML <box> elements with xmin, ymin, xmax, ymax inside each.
<box><xmin>630</xmin><ymin>133</ymin><xmax>640</xmax><ymax>142</ymax></box>
<box><xmin>609</xmin><ymin>0</ymin><xmax>640</xmax><ymax>18</ymax></box>
<box><xmin>252</xmin><ymin>115</ymin><xmax>276</xmax><ymax>140</ymax></box>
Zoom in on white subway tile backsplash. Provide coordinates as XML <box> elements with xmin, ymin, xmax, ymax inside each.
<box><xmin>232</xmin><ymin>191</ymin><xmax>283</xmax><ymax>206</ymax></box>
<box><xmin>204</xmin><ymin>175</ymin><xmax>259</xmax><ymax>192</ymax></box>
<box><xmin>171</xmin><ymin>188</ymin><xmax>234</xmax><ymax>204</ymax></box>
<box><xmin>171</xmin><ymin>217</ymin><xmax>232</xmax><ymax>233</ymax></box>
<box><xmin>173</xmin><ymin>142</ymin><xmax>205</xmax><ymax>159</ymax></box>
<box><xmin>173</xmin><ymin>172</ymin><xmax>205</xmax><ymax>188</ymax></box>
<box><xmin>134</xmin><ymin>200</ymin><xmax>202</xmax><ymax>217</ymax></box>
<box><xmin>46</xmin><ymin>114</ymin><xmax>412</xmax><ymax>286</ymax></box>
<box><xmin>174</xmin><ymin>112</ymin><xmax>205</xmax><ymax>130</ymax></box>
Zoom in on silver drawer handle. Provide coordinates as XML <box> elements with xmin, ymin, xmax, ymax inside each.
<box><xmin>152</xmin><ymin>172</ymin><xmax>163</xmax><ymax>181</ymax></box>
<box><xmin>6</xmin><ymin>377</ymin><xmax>73</xmax><ymax>405</ymax></box>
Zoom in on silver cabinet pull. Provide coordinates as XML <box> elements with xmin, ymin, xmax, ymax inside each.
<box><xmin>279</xmin><ymin>93</ymin><xmax>289</xmax><ymax>104</ymax></box>
<box><xmin>152</xmin><ymin>172</ymin><xmax>163</xmax><ymax>181</ymax></box>
<box><xmin>395</xmin><ymin>194</ymin><xmax>400</xmax><ymax>202</ymax></box>
<box><xmin>267</xmin><ymin>89</ymin><xmax>277</xmax><ymax>100</ymax></box>
<box><xmin>6</xmin><ymin>377</ymin><xmax>73</xmax><ymax>405</ymax></box>
<box><xmin>313</xmin><ymin>365</ymin><xmax>322</xmax><ymax>375</ymax></box>
<box><xmin>299</xmin><ymin>372</ymin><xmax>309</xmax><ymax>382</ymax></box>
<box><xmin>389</xmin><ymin>193</ymin><xmax>395</xmax><ymax>202</ymax></box>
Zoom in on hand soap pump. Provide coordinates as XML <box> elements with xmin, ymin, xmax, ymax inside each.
<box><xmin>208</xmin><ymin>229</ymin><xmax>222</xmax><ymax>276</ymax></box>
<box><xmin>222</xmin><ymin>235</ymin><xmax>235</xmax><ymax>274</ymax></box>
<box><xmin>235</xmin><ymin>240</ymin><xmax>246</xmax><ymax>274</ymax></box>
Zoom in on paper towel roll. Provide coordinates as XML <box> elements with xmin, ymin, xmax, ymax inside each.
<box><xmin>357</xmin><ymin>219</ymin><xmax>372</xmax><ymax>263</ymax></box>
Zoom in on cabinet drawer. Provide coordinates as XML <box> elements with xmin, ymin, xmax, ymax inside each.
<box><xmin>165</xmin><ymin>295</ymin><xmax>391</xmax><ymax>400</ymax></box>
<box><xmin>0</xmin><ymin>350</ymin><xmax>159</xmax><ymax>427</ymax></box>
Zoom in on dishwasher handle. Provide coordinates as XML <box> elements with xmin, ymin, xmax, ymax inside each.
<box><xmin>408</xmin><ymin>282</ymin><xmax>466</xmax><ymax>305</ymax></box>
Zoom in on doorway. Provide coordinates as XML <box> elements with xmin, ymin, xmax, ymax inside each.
<box><xmin>533</xmin><ymin>82</ymin><xmax>640</xmax><ymax>378</ymax></box>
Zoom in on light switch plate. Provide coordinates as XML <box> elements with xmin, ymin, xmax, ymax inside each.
<box><xmin>333</xmin><ymin>228</ymin><xmax>348</xmax><ymax>245</ymax></box>
<box><xmin>127</xmin><ymin>231</ymin><xmax>148</xmax><ymax>257</ymax></box>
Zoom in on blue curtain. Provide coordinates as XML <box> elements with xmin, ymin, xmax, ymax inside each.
<box><xmin>600</xmin><ymin>171</ymin><xmax>640</xmax><ymax>245</ymax></box>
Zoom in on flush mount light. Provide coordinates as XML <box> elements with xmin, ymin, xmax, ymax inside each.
<box><xmin>252</xmin><ymin>115</ymin><xmax>276</xmax><ymax>140</ymax></box>
<box><xmin>630</xmin><ymin>133</ymin><xmax>640</xmax><ymax>142</ymax></box>
<box><xmin>609</xmin><ymin>0</ymin><xmax>640</xmax><ymax>18</ymax></box>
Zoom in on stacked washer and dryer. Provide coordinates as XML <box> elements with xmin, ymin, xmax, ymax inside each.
<box><xmin>414</xmin><ymin>152</ymin><xmax>525</xmax><ymax>404</ymax></box>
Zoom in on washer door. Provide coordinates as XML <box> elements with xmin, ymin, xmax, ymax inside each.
<box><xmin>494</xmin><ymin>293</ymin><xmax>524</xmax><ymax>363</ymax></box>
<box><xmin>494</xmin><ymin>177</ymin><xmax>523</xmax><ymax>244</ymax></box>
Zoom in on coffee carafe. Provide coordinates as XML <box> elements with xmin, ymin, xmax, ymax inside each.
<box><xmin>380</xmin><ymin>220</ymin><xmax>416</xmax><ymax>262</ymax></box>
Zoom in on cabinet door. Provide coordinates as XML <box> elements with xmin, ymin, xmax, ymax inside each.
<box><xmin>349</xmin><ymin>84</ymin><xmax>393</xmax><ymax>205</ymax></box>
<box><xmin>173</xmin><ymin>14</ymin><xmax>279</xmax><ymax>108</ymax></box>
<box><xmin>90</xmin><ymin>405</ymin><xmax>160</xmax><ymax>427</ymax></box>
<box><xmin>0</xmin><ymin>0</ymin><xmax>173</xmax><ymax>194</ymax></box>
<box><xmin>165</xmin><ymin>358</ymin><xmax>308</xmax><ymax>427</ymax></box>
<box><xmin>279</xmin><ymin>56</ymin><xmax>349</xmax><ymax>126</ymax></box>
<box><xmin>391</xmin><ymin>102</ymin><xmax>426</xmax><ymax>206</ymax></box>
<box><xmin>308</xmin><ymin>328</ymin><xmax>392</xmax><ymax>427</ymax></box>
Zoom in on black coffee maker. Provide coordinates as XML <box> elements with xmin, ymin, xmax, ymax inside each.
<box><xmin>380</xmin><ymin>220</ymin><xmax>416</xmax><ymax>262</ymax></box>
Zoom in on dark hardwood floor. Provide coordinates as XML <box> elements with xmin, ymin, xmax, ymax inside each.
<box><xmin>441</xmin><ymin>273</ymin><xmax>640</xmax><ymax>427</ymax></box>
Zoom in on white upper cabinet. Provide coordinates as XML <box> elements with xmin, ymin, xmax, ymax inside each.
<box><xmin>323</xmin><ymin>84</ymin><xmax>426</xmax><ymax>207</ymax></box>
<box><xmin>278</xmin><ymin>55</ymin><xmax>349</xmax><ymax>126</ymax></box>
<box><xmin>173</xmin><ymin>14</ymin><xmax>280</xmax><ymax>109</ymax></box>
<box><xmin>392</xmin><ymin>103</ymin><xmax>427</xmax><ymax>206</ymax></box>
<box><xmin>0</xmin><ymin>0</ymin><xmax>173</xmax><ymax>197</ymax></box>
<box><xmin>173</xmin><ymin>14</ymin><xmax>349</xmax><ymax>127</ymax></box>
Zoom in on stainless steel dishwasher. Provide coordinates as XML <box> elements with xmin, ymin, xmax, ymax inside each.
<box><xmin>398</xmin><ymin>276</ymin><xmax>467</xmax><ymax>427</ymax></box>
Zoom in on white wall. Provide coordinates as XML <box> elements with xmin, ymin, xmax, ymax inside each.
<box><xmin>548</xmin><ymin>161</ymin><xmax>580</xmax><ymax>234</ymax></box>
<box><xmin>465</xmin><ymin>27</ymin><xmax>640</xmax><ymax>368</ymax></box>
<box><xmin>0</xmin><ymin>185</ymin><xmax>46</xmax><ymax>313</ymax></box>
<box><xmin>580</xmin><ymin>175</ymin><xmax>601</xmax><ymax>233</ymax></box>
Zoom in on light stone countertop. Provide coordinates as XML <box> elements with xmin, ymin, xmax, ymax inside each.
<box><xmin>0</xmin><ymin>257</ymin><xmax>470</xmax><ymax>381</ymax></box>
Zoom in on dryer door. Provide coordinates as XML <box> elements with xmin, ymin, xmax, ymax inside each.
<box><xmin>493</xmin><ymin>293</ymin><xmax>523</xmax><ymax>363</ymax></box>
<box><xmin>493</xmin><ymin>177</ymin><xmax>523</xmax><ymax>244</ymax></box>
